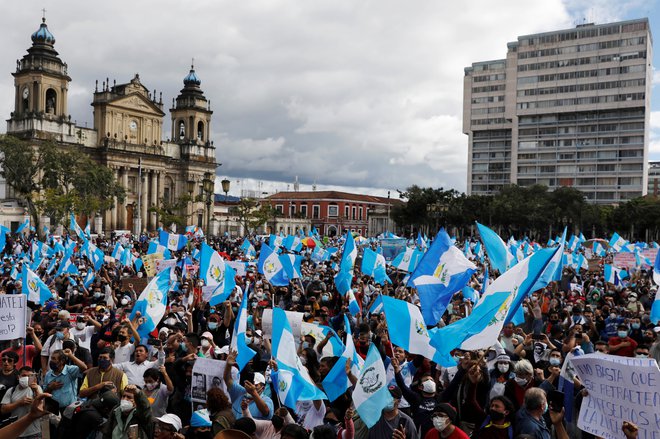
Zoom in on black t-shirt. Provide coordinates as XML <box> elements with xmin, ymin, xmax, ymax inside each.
<box><xmin>0</xmin><ymin>370</ymin><xmax>19</xmax><ymax>402</ymax></box>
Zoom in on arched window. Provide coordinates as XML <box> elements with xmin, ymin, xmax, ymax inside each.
<box><xmin>197</xmin><ymin>121</ymin><xmax>204</xmax><ymax>141</ymax></box>
<box><xmin>45</xmin><ymin>88</ymin><xmax>57</xmax><ymax>115</ymax></box>
<box><xmin>178</xmin><ymin>120</ymin><xmax>185</xmax><ymax>139</ymax></box>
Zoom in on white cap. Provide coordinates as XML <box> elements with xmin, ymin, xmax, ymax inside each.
<box><xmin>156</xmin><ymin>414</ymin><xmax>182</xmax><ymax>432</ymax></box>
<box><xmin>201</xmin><ymin>331</ymin><xmax>213</xmax><ymax>340</ymax></box>
<box><xmin>216</xmin><ymin>345</ymin><xmax>229</xmax><ymax>356</ymax></box>
<box><xmin>253</xmin><ymin>372</ymin><xmax>266</xmax><ymax>385</ymax></box>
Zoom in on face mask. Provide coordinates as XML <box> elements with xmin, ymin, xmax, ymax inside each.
<box><xmin>432</xmin><ymin>416</ymin><xmax>448</xmax><ymax>431</ymax></box>
<box><xmin>119</xmin><ymin>399</ymin><xmax>134</xmax><ymax>413</ymax></box>
<box><xmin>302</xmin><ymin>342</ymin><xmax>310</xmax><ymax>350</ymax></box>
<box><xmin>55</xmin><ymin>331</ymin><xmax>64</xmax><ymax>340</ymax></box>
<box><xmin>636</xmin><ymin>353</ymin><xmax>649</xmax><ymax>358</ymax></box>
<box><xmin>117</xmin><ymin>334</ymin><xmax>127</xmax><ymax>342</ymax></box>
<box><xmin>543</xmin><ymin>403</ymin><xmax>549</xmax><ymax>414</ymax></box>
<box><xmin>76</xmin><ymin>322</ymin><xmax>85</xmax><ymax>330</ymax></box>
<box><xmin>180</xmin><ymin>343</ymin><xmax>188</xmax><ymax>353</ymax></box>
<box><xmin>164</xmin><ymin>318</ymin><xmax>176</xmax><ymax>326</ymax></box>
<box><xmin>610</xmin><ymin>313</ymin><xmax>617</xmax><ymax>320</ymax></box>
<box><xmin>383</xmin><ymin>400</ymin><xmax>394</xmax><ymax>411</ymax></box>
<box><xmin>18</xmin><ymin>376</ymin><xmax>29</xmax><ymax>388</ymax></box>
<box><xmin>497</xmin><ymin>363</ymin><xmax>509</xmax><ymax>373</ymax></box>
<box><xmin>617</xmin><ymin>331</ymin><xmax>628</xmax><ymax>338</ymax></box>
<box><xmin>630</xmin><ymin>297</ymin><xmax>637</xmax><ymax>302</ymax></box>
<box><xmin>490</xmin><ymin>410</ymin><xmax>506</xmax><ymax>422</ymax></box>
<box><xmin>422</xmin><ymin>380</ymin><xmax>436</xmax><ymax>394</ymax></box>
<box><xmin>201</xmin><ymin>339</ymin><xmax>210</xmax><ymax>348</ymax></box>
<box><xmin>98</xmin><ymin>358</ymin><xmax>111</xmax><ymax>370</ymax></box>
<box><xmin>120</xmin><ymin>298</ymin><xmax>129</xmax><ymax>306</ymax></box>
<box><xmin>256</xmin><ymin>293</ymin><xmax>264</xmax><ymax>301</ymax></box>
<box><xmin>321</xmin><ymin>294</ymin><xmax>330</xmax><ymax>302</ymax></box>
<box><xmin>514</xmin><ymin>377</ymin><xmax>528</xmax><ymax>387</ymax></box>
<box><xmin>208</xmin><ymin>322</ymin><xmax>218</xmax><ymax>330</ymax></box>
<box><xmin>94</xmin><ymin>293</ymin><xmax>103</xmax><ymax>300</ymax></box>
<box><xmin>144</xmin><ymin>382</ymin><xmax>158</xmax><ymax>391</ymax></box>
<box><xmin>549</xmin><ymin>357</ymin><xmax>562</xmax><ymax>366</ymax></box>
<box><xmin>632</xmin><ymin>323</ymin><xmax>641</xmax><ymax>330</ymax></box>
<box><xmin>49</xmin><ymin>361</ymin><xmax>59</xmax><ymax>371</ymax></box>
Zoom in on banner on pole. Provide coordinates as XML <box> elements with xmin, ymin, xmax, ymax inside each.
<box><xmin>0</xmin><ymin>295</ymin><xmax>27</xmax><ymax>340</ymax></box>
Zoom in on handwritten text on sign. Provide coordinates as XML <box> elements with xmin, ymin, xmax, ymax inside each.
<box><xmin>0</xmin><ymin>295</ymin><xmax>26</xmax><ymax>340</ymax></box>
<box><xmin>572</xmin><ymin>354</ymin><xmax>660</xmax><ymax>439</ymax></box>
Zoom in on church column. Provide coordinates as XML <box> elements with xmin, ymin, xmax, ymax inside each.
<box><xmin>141</xmin><ymin>170</ymin><xmax>148</xmax><ymax>232</ymax></box>
<box><xmin>111</xmin><ymin>167</ymin><xmax>118</xmax><ymax>230</ymax></box>
<box><xmin>121</xmin><ymin>167</ymin><xmax>129</xmax><ymax>229</ymax></box>
<box><xmin>150</xmin><ymin>171</ymin><xmax>158</xmax><ymax>230</ymax></box>
<box><xmin>156</xmin><ymin>171</ymin><xmax>164</xmax><ymax>227</ymax></box>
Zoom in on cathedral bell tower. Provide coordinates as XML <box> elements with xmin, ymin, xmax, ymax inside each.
<box><xmin>11</xmin><ymin>16</ymin><xmax>70</xmax><ymax>121</ymax></box>
<box><xmin>170</xmin><ymin>64</ymin><xmax>214</xmax><ymax>154</ymax></box>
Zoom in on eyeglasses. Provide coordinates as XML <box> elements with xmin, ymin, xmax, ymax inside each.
<box><xmin>1</xmin><ymin>357</ymin><xmax>15</xmax><ymax>363</ymax></box>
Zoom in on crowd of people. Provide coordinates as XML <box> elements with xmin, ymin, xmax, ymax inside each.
<box><xmin>0</xmin><ymin>228</ymin><xmax>656</xmax><ymax>439</ymax></box>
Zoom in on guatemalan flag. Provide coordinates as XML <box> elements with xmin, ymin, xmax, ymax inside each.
<box><xmin>82</xmin><ymin>242</ymin><xmax>104</xmax><ymax>271</ymax></box>
<box><xmin>608</xmin><ymin>232</ymin><xmax>630</xmax><ymax>253</ymax></box>
<box><xmin>476</xmin><ymin>222</ymin><xmax>513</xmax><ymax>274</ymax></box>
<box><xmin>16</xmin><ymin>218</ymin><xmax>30</xmax><ymax>234</ymax></box>
<box><xmin>280</xmin><ymin>254</ymin><xmax>303</xmax><ymax>280</ymax></box>
<box><xmin>199</xmin><ymin>243</ymin><xmax>236</xmax><ymax>305</ymax></box>
<box><xmin>230</xmin><ymin>288</ymin><xmax>256</xmax><ymax>371</ymax></box>
<box><xmin>22</xmin><ymin>267</ymin><xmax>52</xmax><ymax>305</ymax></box>
<box><xmin>391</xmin><ymin>247</ymin><xmax>424</xmax><ymax>273</ymax></box>
<box><xmin>56</xmin><ymin>256</ymin><xmax>79</xmax><ymax>277</ymax></box>
<box><xmin>651</xmin><ymin>250</ymin><xmax>660</xmax><ymax>324</ymax></box>
<box><xmin>69</xmin><ymin>213</ymin><xmax>87</xmax><ymax>242</ymax></box>
<box><xmin>130</xmin><ymin>267</ymin><xmax>173</xmax><ymax>342</ymax></box>
<box><xmin>240</xmin><ymin>239</ymin><xmax>257</xmax><ymax>259</ymax></box>
<box><xmin>361</xmin><ymin>248</ymin><xmax>391</xmax><ymax>285</ymax></box>
<box><xmin>83</xmin><ymin>270</ymin><xmax>96</xmax><ymax>289</ymax></box>
<box><xmin>558</xmin><ymin>347</ymin><xmax>582</xmax><ymax>422</ymax></box>
<box><xmin>380</xmin><ymin>296</ymin><xmax>438</xmax><ymax>361</ymax></box>
<box><xmin>408</xmin><ymin>229</ymin><xmax>477</xmax><ymax>325</ymax></box>
<box><xmin>429</xmin><ymin>247</ymin><xmax>557</xmax><ymax>366</ymax></box>
<box><xmin>352</xmin><ymin>344</ymin><xmax>393</xmax><ymax>428</ymax></box>
<box><xmin>603</xmin><ymin>264</ymin><xmax>621</xmax><ymax>286</ymax></box>
<box><xmin>112</xmin><ymin>243</ymin><xmax>125</xmax><ymax>260</ymax></box>
<box><xmin>257</xmin><ymin>243</ymin><xmax>288</xmax><ymax>286</ymax></box>
<box><xmin>322</xmin><ymin>315</ymin><xmax>364</xmax><ymax>401</ymax></box>
<box><xmin>159</xmin><ymin>231</ymin><xmax>188</xmax><ymax>251</ymax></box>
<box><xmin>147</xmin><ymin>242</ymin><xmax>172</xmax><ymax>259</ymax></box>
<box><xmin>271</xmin><ymin>308</ymin><xmax>327</xmax><ymax>408</ymax></box>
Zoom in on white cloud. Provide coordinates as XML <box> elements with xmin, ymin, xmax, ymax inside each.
<box><xmin>0</xmin><ymin>0</ymin><xmax>653</xmax><ymax>195</ymax></box>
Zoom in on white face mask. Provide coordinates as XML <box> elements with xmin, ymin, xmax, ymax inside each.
<box><xmin>76</xmin><ymin>322</ymin><xmax>86</xmax><ymax>330</ymax></box>
<box><xmin>514</xmin><ymin>376</ymin><xmax>529</xmax><ymax>386</ymax></box>
<box><xmin>144</xmin><ymin>382</ymin><xmax>158</xmax><ymax>391</ymax></box>
<box><xmin>201</xmin><ymin>339</ymin><xmax>210</xmax><ymax>348</ymax></box>
<box><xmin>432</xmin><ymin>416</ymin><xmax>448</xmax><ymax>431</ymax></box>
<box><xmin>18</xmin><ymin>376</ymin><xmax>29</xmax><ymax>388</ymax></box>
<box><xmin>422</xmin><ymin>379</ymin><xmax>436</xmax><ymax>394</ymax></box>
<box><xmin>119</xmin><ymin>399</ymin><xmax>134</xmax><ymax>413</ymax></box>
<box><xmin>497</xmin><ymin>363</ymin><xmax>509</xmax><ymax>374</ymax></box>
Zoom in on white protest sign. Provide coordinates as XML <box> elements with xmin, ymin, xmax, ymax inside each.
<box><xmin>227</xmin><ymin>261</ymin><xmax>247</xmax><ymax>277</ymax></box>
<box><xmin>191</xmin><ymin>357</ymin><xmax>229</xmax><ymax>404</ymax></box>
<box><xmin>261</xmin><ymin>309</ymin><xmax>304</xmax><ymax>340</ymax></box>
<box><xmin>155</xmin><ymin>258</ymin><xmax>177</xmax><ymax>273</ymax></box>
<box><xmin>0</xmin><ymin>295</ymin><xmax>26</xmax><ymax>340</ymax></box>
<box><xmin>572</xmin><ymin>353</ymin><xmax>660</xmax><ymax>439</ymax></box>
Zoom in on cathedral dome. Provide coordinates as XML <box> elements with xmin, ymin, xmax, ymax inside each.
<box><xmin>31</xmin><ymin>18</ymin><xmax>55</xmax><ymax>46</ymax></box>
<box><xmin>183</xmin><ymin>66</ymin><xmax>201</xmax><ymax>86</ymax></box>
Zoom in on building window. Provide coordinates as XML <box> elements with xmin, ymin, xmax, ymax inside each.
<box><xmin>359</xmin><ymin>207</ymin><xmax>363</xmax><ymax>220</ymax></box>
<box><xmin>45</xmin><ymin>88</ymin><xmax>57</xmax><ymax>115</ymax></box>
<box><xmin>300</xmin><ymin>205</ymin><xmax>308</xmax><ymax>218</ymax></box>
<box><xmin>312</xmin><ymin>205</ymin><xmax>320</xmax><ymax>219</ymax></box>
<box><xmin>178</xmin><ymin>120</ymin><xmax>185</xmax><ymax>139</ymax></box>
<box><xmin>344</xmin><ymin>206</ymin><xmax>350</xmax><ymax>218</ymax></box>
<box><xmin>328</xmin><ymin>204</ymin><xmax>338</xmax><ymax>217</ymax></box>
<box><xmin>197</xmin><ymin>121</ymin><xmax>204</xmax><ymax>141</ymax></box>
<box><xmin>275</xmin><ymin>204</ymin><xmax>283</xmax><ymax>215</ymax></box>
<box><xmin>352</xmin><ymin>207</ymin><xmax>356</xmax><ymax>220</ymax></box>
<box><xmin>290</xmin><ymin>204</ymin><xmax>296</xmax><ymax>217</ymax></box>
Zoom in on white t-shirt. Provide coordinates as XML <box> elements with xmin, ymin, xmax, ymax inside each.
<box><xmin>296</xmin><ymin>400</ymin><xmax>326</xmax><ymax>430</ymax></box>
<box><xmin>41</xmin><ymin>334</ymin><xmax>67</xmax><ymax>364</ymax></box>
<box><xmin>114</xmin><ymin>343</ymin><xmax>135</xmax><ymax>364</ymax></box>
<box><xmin>1</xmin><ymin>385</ymin><xmax>42</xmax><ymax>437</ymax></box>
<box><xmin>70</xmin><ymin>325</ymin><xmax>96</xmax><ymax>351</ymax></box>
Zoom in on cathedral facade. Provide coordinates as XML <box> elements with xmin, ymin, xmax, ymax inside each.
<box><xmin>4</xmin><ymin>17</ymin><xmax>218</xmax><ymax>233</ymax></box>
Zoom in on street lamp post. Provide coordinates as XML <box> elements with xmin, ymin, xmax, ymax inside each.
<box><xmin>221</xmin><ymin>178</ymin><xmax>230</xmax><ymax>202</ymax></box>
<box><xmin>202</xmin><ymin>173</ymin><xmax>214</xmax><ymax>237</ymax></box>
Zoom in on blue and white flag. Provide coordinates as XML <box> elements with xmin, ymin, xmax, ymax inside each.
<box><xmin>476</xmin><ymin>222</ymin><xmax>513</xmax><ymax>273</ymax></box>
<box><xmin>339</xmin><ymin>231</ymin><xmax>358</xmax><ymax>272</ymax></box>
<box><xmin>380</xmin><ymin>296</ymin><xmax>438</xmax><ymax>360</ymax></box>
<box><xmin>240</xmin><ymin>239</ymin><xmax>256</xmax><ymax>259</ymax></box>
<box><xmin>391</xmin><ymin>247</ymin><xmax>424</xmax><ymax>273</ymax></box>
<box><xmin>603</xmin><ymin>264</ymin><xmax>620</xmax><ymax>286</ymax></box>
<box><xmin>361</xmin><ymin>248</ymin><xmax>391</xmax><ymax>285</ymax></box>
<box><xmin>269</xmin><ymin>234</ymin><xmax>284</xmax><ymax>250</ymax></box>
<box><xmin>416</xmin><ymin>232</ymin><xmax>427</xmax><ymax>251</ymax></box>
<box><xmin>408</xmin><ymin>229</ymin><xmax>477</xmax><ymax>325</ymax></box>
<box><xmin>230</xmin><ymin>289</ymin><xmax>256</xmax><ymax>371</ymax></box>
<box><xmin>16</xmin><ymin>218</ymin><xmax>30</xmax><ymax>234</ymax></box>
<box><xmin>84</xmin><ymin>221</ymin><xmax>91</xmax><ymax>238</ymax></box>
<box><xmin>120</xmin><ymin>248</ymin><xmax>134</xmax><ymax>268</ymax></box>
<box><xmin>651</xmin><ymin>250</ymin><xmax>660</xmax><ymax>323</ymax></box>
<box><xmin>430</xmin><ymin>248</ymin><xmax>557</xmax><ymax>363</ymax></box>
<box><xmin>83</xmin><ymin>270</ymin><xmax>96</xmax><ymax>289</ymax></box>
<box><xmin>346</xmin><ymin>288</ymin><xmax>361</xmax><ymax>315</ymax></box>
<box><xmin>257</xmin><ymin>243</ymin><xmax>288</xmax><ymax>286</ymax></box>
<box><xmin>112</xmin><ymin>243</ymin><xmax>125</xmax><ymax>260</ymax></box>
<box><xmin>352</xmin><ymin>344</ymin><xmax>393</xmax><ymax>428</ymax></box>
<box><xmin>322</xmin><ymin>315</ymin><xmax>364</xmax><ymax>402</ymax></box>
<box><xmin>56</xmin><ymin>256</ymin><xmax>79</xmax><ymax>277</ymax></box>
<box><xmin>69</xmin><ymin>213</ymin><xmax>87</xmax><ymax>242</ymax></box>
<box><xmin>147</xmin><ymin>242</ymin><xmax>172</xmax><ymax>259</ymax></box>
<box><xmin>130</xmin><ymin>267</ymin><xmax>172</xmax><ymax>341</ymax></box>
<box><xmin>592</xmin><ymin>242</ymin><xmax>606</xmax><ymax>257</ymax></box>
<box><xmin>159</xmin><ymin>231</ymin><xmax>188</xmax><ymax>251</ymax></box>
<box><xmin>608</xmin><ymin>233</ymin><xmax>629</xmax><ymax>253</ymax></box>
<box><xmin>280</xmin><ymin>254</ymin><xmax>303</xmax><ymax>280</ymax></box>
<box><xmin>200</xmin><ymin>243</ymin><xmax>237</xmax><ymax>305</ymax></box>
<box><xmin>558</xmin><ymin>347</ymin><xmax>582</xmax><ymax>422</ymax></box>
<box><xmin>22</xmin><ymin>267</ymin><xmax>52</xmax><ymax>305</ymax></box>
<box><xmin>283</xmin><ymin>235</ymin><xmax>302</xmax><ymax>252</ymax></box>
<box><xmin>82</xmin><ymin>242</ymin><xmax>104</xmax><ymax>271</ymax></box>
<box><xmin>271</xmin><ymin>308</ymin><xmax>327</xmax><ymax>408</ymax></box>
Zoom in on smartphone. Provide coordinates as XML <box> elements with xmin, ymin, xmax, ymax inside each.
<box><xmin>548</xmin><ymin>389</ymin><xmax>564</xmax><ymax>412</ymax></box>
<box><xmin>44</xmin><ymin>396</ymin><xmax>60</xmax><ymax>415</ymax></box>
<box><xmin>532</xmin><ymin>334</ymin><xmax>544</xmax><ymax>341</ymax></box>
<box><xmin>148</xmin><ymin>337</ymin><xmax>162</xmax><ymax>347</ymax></box>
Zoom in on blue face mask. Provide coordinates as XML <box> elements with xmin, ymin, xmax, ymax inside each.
<box><xmin>180</xmin><ymin>343</ymin><xmax>188</xmax><ymax>353</ymax></box>
<box><xmin>55</xmin><ymin>331</ymin><xmax>64</xmax><ymax>340</ymax></box>
<box><xmin>208</xmin><ymin>322</ymin><xmax>218</xmax><ymax>330</ymax></box>
<box><xmin>543</xmin><ymin>403</ymin><xmax>549</xmax><ymax>414</ymax></box>
<box><xmin>549</xmin><ymin>358</ymin><xmax>561</xmax><ymax>366</ymax></box>
<box><xmin>617</xmin><ymin>331</ymin><xmax>628</xmax><ymax>338</ymax></box>
<box><xmin>383</xmin><ymin>400</ymin><xmax>395</xmax><ymax>411</ymax></box>
<box><xmin>632</xmin><ymin>323</ymin><xmax>641</xmax><ymax>330</ymax></box>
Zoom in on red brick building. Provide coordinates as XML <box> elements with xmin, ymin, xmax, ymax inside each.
<box><xmin>264</xmin><ymin>190</ymin><xmax>399</xmax><ymax>237</ymax></box>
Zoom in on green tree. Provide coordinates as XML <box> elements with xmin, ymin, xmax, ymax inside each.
<box><xmin>149</xmin><ymin>195</ymin><xmax>193</xmax><ymax>231</ymax></box>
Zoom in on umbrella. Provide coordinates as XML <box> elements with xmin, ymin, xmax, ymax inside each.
<box><xmin>583</xmin><ymin>238</ymin><xmax>609</xmax><ymax>249</ymax></box>
<box><xmin>301</xmin><ymin>237</ymin><xmax>316</xmax><ymax>249</ymax></box>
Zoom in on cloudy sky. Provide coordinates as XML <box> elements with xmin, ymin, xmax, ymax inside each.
<box><xmin>0</xmin><ymin>0</ymin><xmax>658</xmax><ymax>197</ymax></box>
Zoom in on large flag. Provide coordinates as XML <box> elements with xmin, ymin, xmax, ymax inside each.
<box><xmin>257</xmin><ymin>243</ymin><xmax>288</xmax><ymax>286</ymax></box>
<box><xmin>280</xmin><ymin>254</ymin><xmax>303</xmax><ymax>280</ymax></box>
<box><xmin>130</xmin><ymin>267</ymin><xmax>173</xmax><ymax>341</ymax></box>
<box><xmin>361</xmin><ymin>248</ymin><xmax>391</xmax><ymax>285</ymax></box>
<box><xmin>339</xmin><ymin>231</ymin><xmax>358</xmax><ymax>272</ymax></box>
<box><xmin>82</xmin><ymin>242</ymin><xmax>104</xmax><ymax>271</ymax></box>
<box><xmin>390</xmin><ymin>247</ymin><xmax>424</xmax><ymax>273</ymax></box>
<box><xmin>429</xmin><ymin>247</ymin><xmax>557</xmax><ymax>363</ymax></box>
<box><xmin>240</xmin><ymin>239</ymin><xmax>256</xmax><ymax>259</ymax></box>
<box><xmin>380</xmin><ymin>296</ymin><xmax>437</xmax><ymax>360</ymax></box>
<box><xmin>69</xmin><ymin>213</ymin><xmax>87</xmax><ymax>242</ymax></box>
<box><xmin>322</xmin><ymin>315</ymin><xmax>364</xmax><ymax>402</ymax></box>
<box><xmin>271</xmin><ymin>308</ymin><xmax>327</xmax><ymax>408</ymax></box>
<box><xmin>408</xmin><ymin>229</ymin><xmax>477</xmax><ymax>325</ymax></box>
<box><xmin>22</xmin><ymin>267</ymin><xmax>52</xmax><ymax>305</ymax></box>
<box><xmin>16</xmin><ymin>218</ymin><xmax>30</xmax><ymax>234</ymax></box>
<box><xmin>159</xmin><ymin>231</ymin><xmax>188</xmax><ymax>251</ymax></box>
<box><xmin>476</xmin><ymin>223</ymin><xmax>513</xmax><ymax>274</ymax></box>
<box><xmin>112</xmin><ymin>242</ymin><xmax>125</xmax><ymax>260</ymax></box>
<box><xmin>603</xmin><ymin>264</ymin><xmax>620</xmax><ymax>286</ymax></box>
<box><xmin>608</xmin><ymin>232</ymin><xmax>629</xmax><ymax>253</ymax></box>
<box><xmin>651</xmin><ymin>250</ymin><xmax>660</xmax><ymax>324</ymax></box>
<box><xmin>200</xmin><ymin>243</ymin><xmax>237</xmax><ymax>305</ymax></box>
<box><xmin>352</xmin><ymin>344</ymin><xmax>393</xmax><ymax>428</ymax></box>
<box><xmin>56</xmin><ymin>256</ymin><xmax>79</xmax><ymax>277</ymax></box>
<box><xmin>147</xmin><ymin>242</ymin><xmax>172</xmax><ymax>259</ymax></box>
<box><xmin>230</xmin><ymin>289</ymin><xmax>256</xmax><ymax>371</ymax></box>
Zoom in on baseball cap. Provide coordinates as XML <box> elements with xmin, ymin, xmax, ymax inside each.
<box><xmin>190</xmin><ymin>409</ymin><xmax>212</xmax><ymax>428</ymax></box>
<box><xmin>156</xmin><ymin>414</ymin><xmax>182</xmax><ymax>432</ymax></box>
<box><xmin>55</xmin><ymin>321</ymin><xmax>71</xmax><ymax>329</ymax></box>
<box><xmin>434</xmin><ymin>403</ymin><xmax>457</xmax><ymax>423</ymax></box>
<box><xmin>253</xmin><ymin>372</ymin><xmax>266</xmax><ymax>385</ymax></box>
<box><xmin>388</xmin><ymin>385</ymin><xmax>402</xmax><ymax>400</ymax></box>
<box><xmin>201</xmin><ymin>331</ymin><xmax>213</xmax><ymax>340</ymax></box>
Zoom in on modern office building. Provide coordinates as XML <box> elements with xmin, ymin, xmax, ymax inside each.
<box><xmin>464</xmin><ymin>19</ymin><xmax>652</xmax><ymax>204</ymax></box>
<box><xmin>648</xmin><ymin>161</ymin><xmax>660</xmax><ymax>196</ymax></box>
